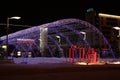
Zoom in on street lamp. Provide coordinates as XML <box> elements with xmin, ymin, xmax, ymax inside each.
<box><xmin>113</xmin><ymin>26</ymin><xmax>120</xmax><ymax>37</ymax></box>
<box><xmin>80</xmin><ymin>31</ymin><xmax>86</xmax><ymax>40</ymax></box>
<box><xmin>56</xmin><ymin>36</ymin><xmax>61</xmax><ymax>44</ymax></box>
<box><xmin>5</xmin><ymin>16</ymin><xmax>21</xmax><ymax>59</ymax></box>
<box><xmin>113</xmin><ymin>26</ymin><xmax>120</xmax><ymax>57</ymax></box>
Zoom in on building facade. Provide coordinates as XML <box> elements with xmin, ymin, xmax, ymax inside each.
<box><xmin>100</xmin><ymin>13</ymin><xmax>120</xmax><ymax>57</ymax></box>
<box><xmin>85</xmin><ymin>10</ymin><xmax>120</xmax><ymax>57</ymax></box>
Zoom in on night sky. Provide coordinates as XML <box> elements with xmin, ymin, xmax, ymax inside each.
<box><xmin>0</xmin><ymin>0</ymin><xmax>120</xmax><ymax>36</ymax></box>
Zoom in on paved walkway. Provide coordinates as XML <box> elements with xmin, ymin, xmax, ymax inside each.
<box><xmin>0</xmin><ymin>63</ymin><xmax>120</xmax><ymax>80</ymax></box>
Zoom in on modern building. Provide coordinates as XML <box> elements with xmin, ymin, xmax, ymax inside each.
<box><xmin>85</xmin><ymin>9</ymin><xmax>120</xmax><ymax>57</ymax></box>
<box><xmin>85</xmin><ymin>8</ymin><xmax>100</xmax><ymax>48</ymax></box>
<box><xmin>99</xmin><ymin>14</ymin><xmax>120</xmax><ymax>57</ymax></box>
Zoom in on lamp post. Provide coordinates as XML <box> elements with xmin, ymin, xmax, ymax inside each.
<box><xmin>113</xmin><ymin>27</ymin><xmax>120</xmax><ymax>37</ymax></box>
<box><xmin>5</xmin><ymin>16</ymin><xmax>21</xmax><ymax>59</ymax></box>
<box><xmin>113</xmin><ymin>26</ymin><xmax>120</xmax><ymax>58</ymax></box>
<box><xmin>56</xmin><ymin>36</ymin><xmax>60</xmax><ymax>44</ymax></box>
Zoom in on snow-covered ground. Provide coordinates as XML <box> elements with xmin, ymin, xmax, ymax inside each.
<box><xmin>13</xmin><ymin>57</ymin><xmax>72</xmax><ymax>64</ymax></box>
<box><xmin>12</xmin><ymin>57</ymin><xmax>120</xmax><ymax>64</ymax></box>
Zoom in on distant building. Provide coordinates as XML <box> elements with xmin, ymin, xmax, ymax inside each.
<box><xmin>85</xmin><ymin>8</ymin><xmax>100</xmax><ymax>48</ymax></box>
<box><xmin>98</xmin><ymin>13</ymin><xmax>120</xmax><ymax>48</ymax></box>
<box><xmin>85</xmin><ymin>8</ymin><xmax>99</xmax><ymax>28</ymax></box>
<box><xmin>85</xmin><ymin>9</ymin><xmax>120</xmax><ymax>57</ymax></box>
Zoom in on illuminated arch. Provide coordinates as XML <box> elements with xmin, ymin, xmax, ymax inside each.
<box><xmin>0</xmin><ymin>18</ymin><xmax>115</xmax><ymax>58</ymax></box>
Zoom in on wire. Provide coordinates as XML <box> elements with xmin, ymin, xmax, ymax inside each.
<box><xmin>0</xmin><ymin>23</ymin><xmax>31</xmax><ymax>27</ymax></box>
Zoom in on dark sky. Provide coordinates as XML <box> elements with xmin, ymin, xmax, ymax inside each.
<box><xmin>0</xmin><ymin>0</ymin><xmax>120</xmax><ymax>36</ymax></box>
<box><xmin>1</xmin><ymin>0</ymin><xmax>120</xmax><ymax>26</ymax></box>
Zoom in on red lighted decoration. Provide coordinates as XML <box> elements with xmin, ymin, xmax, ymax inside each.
<box><xmin>71</xmin><ymin>45</ymin><xmax>77</xmax><ymax>63</ymax></box>
<box><xmin>78</xmin><ymin>47</ymin><xmax>85</xmax><ymax>61</ymax></box>
<box><xmin>87</xmin><ymin>48</ymin><xmax>91</xmax><ymax>63</ymax></box>
<box><xmin>87</xmin><ymin>48</ymin><xmax>98</xmax><ymax>63</ymax></box>
<box><xmin>69</xmin><ymin>45</ymin><xmax>85</xmax><ymax>63</ymax></box>
<box><xmin>69</xmin><ymin>46</ymin><xmax>98</xmax><ymax>63</ymax></box>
